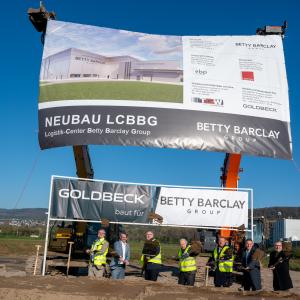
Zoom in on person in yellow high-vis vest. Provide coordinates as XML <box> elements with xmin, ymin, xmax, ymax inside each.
<box><xmin>87</xmin><ymin>229</ymin><xmax>109</xmax><ymax>278</ymax></box>
<box><xmin>207</xmin><ymin>237</ymin><xmax>233</xmax><ymax>287</ymax></box>
<box><xmin>177</xmin><ymin>239</ymin><xmax>197</xmax><ymax>286</ymax></box>
<box><xmin>140</xmin><ymin>231</ymin><xmax>162</xmax><ymax>281</ymax></box>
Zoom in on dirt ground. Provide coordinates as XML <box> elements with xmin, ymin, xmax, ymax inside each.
<box><xmin>0</xmin><ymin>256</ymin><xmax>299</xmax><ymax>300</ymax></box>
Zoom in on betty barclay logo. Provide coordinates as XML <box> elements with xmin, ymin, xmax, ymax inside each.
<box><xmin>235</xmin><ymin>42</ymin><xmax>276</xmax><ymax>49</ymax></box>
<box><xmin>159</xmin><ymin>196</ymin><xmax>246</xmax><ymax>209</ymax></box>
<box><xmin>192</xmin><ymin>97</ymin><xmax>224</xmax><ymax>107</ymax></box>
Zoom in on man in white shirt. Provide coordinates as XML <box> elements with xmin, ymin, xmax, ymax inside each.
<box><xmin>110</xmin><ymin>232</ymin><xmax>130</xmax><ymax>279</ymax></box>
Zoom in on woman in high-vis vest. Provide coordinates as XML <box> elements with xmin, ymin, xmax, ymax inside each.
<box><xmin>207</xmin><ymin>237</ymin><xmax>233</xmax><ymax>287</ymax></box>
<box><xmin>177</xmin><ymin>239</ymin><xmax>197</xmax><ymax>286</ymax></box>
<box><xmin>140</xmin><ymin>231</ymin><xmax>162</xmax><ymax>281</ymax></box>
<box><xmin>87</xmin><ymin>229</ymin><xmax>109</xmax><ymax>278</ymax></box>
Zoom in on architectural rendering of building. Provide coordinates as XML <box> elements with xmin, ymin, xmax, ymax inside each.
<box><xmin>40</xmin><ymin>48</ymin><xmax>183</xmax><ymax>83</ymax></box>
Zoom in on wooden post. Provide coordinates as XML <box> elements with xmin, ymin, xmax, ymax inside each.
<box><xmin>204</xmin><ymin>266</ymin><xmax>210</xmax><ymax>287</ymax></box>
<box><xmin>67</xmin><ymin>242</ymin><xmax>74</xmax><ymax>277</ymax></box>
<box><xmin>33</xmin><ymin>245</ymin><xmax>42</xmax><ymax>275</ymax></box>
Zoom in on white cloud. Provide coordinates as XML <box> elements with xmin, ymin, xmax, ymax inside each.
<box><xmin>43</xmin><ymin>20</ymin><xmax>183</xmax><ymax>63</ymax></box>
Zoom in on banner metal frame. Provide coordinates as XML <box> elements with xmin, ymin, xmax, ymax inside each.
<box><xmin>42</xmin><ymin>175</ymin><xmax>253</xmax><ymax>276</ymax></box>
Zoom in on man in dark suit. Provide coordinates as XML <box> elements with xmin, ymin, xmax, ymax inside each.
<box><xmin>110</xmin><ymin>232</ymin><xmax>130</xmax><ymax>279</ymax></box>
<box><xmin>268</xmin><ymin>241</ymin><xmax>293</xmax><ymax>291</ymax></box>
<box><xmin>241</xmin><ymin>239</ymin><xmax>262</xmax><ymax>291</ymax></box>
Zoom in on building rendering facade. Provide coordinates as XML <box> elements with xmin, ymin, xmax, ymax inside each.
<box><xmin>40</xmin><ymin>48</ymin><xmax>183</xmax><ymax>83</ymax></box>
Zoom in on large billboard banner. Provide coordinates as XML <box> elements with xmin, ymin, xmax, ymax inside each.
<box><xmin>49</xmin><ymin>176</ymin><xmax>250</xmax><ymax>228</ymax></box>
<box><xmin>39</xmin><ymin>20</ymin><xmax>292</xmax><ymax>159</ymax></box>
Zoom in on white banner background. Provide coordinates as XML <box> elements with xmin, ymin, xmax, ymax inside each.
<box><xmin>155</xmin><ymin>187</ymin><xmax>249</xmax><ymax>227</ymax></box>
<box><xmin>182</xmin><ymin>35</ymin><xmax>290</xmax><ymax>122</ymax></box>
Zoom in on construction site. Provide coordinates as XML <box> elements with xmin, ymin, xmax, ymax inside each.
<box><xmin>1</xmin><ymin>1</ymin><xmax>300</xmax><ymax>299</ymax></box>
<box><xmin>0</xmin><ymin>234</ymin><xmax>300</xmax><ymax>299</ymax></box>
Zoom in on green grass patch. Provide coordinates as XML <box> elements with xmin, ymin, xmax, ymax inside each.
<box><xmin>0</xmin><ymin>235</ymin><xmax>43</xmax><ymax>240</ymax></box>
<box><xmin>0</xmin><ymin>238</ymin><xmax>44</xmax><ymax>256</ymax></box>
<box><xmin>293</xmin><ymin>247</ymin><xmax>300</xmax><ymax>258</ymax></box>
<box><xmin>289</xmin><ymin>259</ymin><xmax>300</xmax><ymax>271</ymax></box>
<box><xmin>262</xmin><ymin>254</ymin><xmax>300</xmax><ymax>272</ymax></box>
<box><xmin>127</xmin><ymin>241</ymin><xmax>209</xmax><ymax>264</ymax></box>
<box><xmin>0</xmin><ymin>238</ymin><xmax>178</xmax><ymax>263</ymax></box>
<box><xmin>39</xmin><ymin>81</ymin><xmax>183</xmax><ymax>103</ymax></box>
<box><xmin>129</xmin><ymin>241</ymin><xmax>179</xmax><ymax>261</ymax></box>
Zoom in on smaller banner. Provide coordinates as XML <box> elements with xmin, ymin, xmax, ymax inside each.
<box><xmin>50</xmin><ymin>177</ymin><xmax>152</xmax><ymax>223</ymax></box>
<box><xmin>49</xmin><ymin>176</ymin><xmax>250</xmax><ymax>228</ymax></box>
<box><xmin>154</xmin><ymin>187</ymin><xmax>248</xmax><ymax>227</ymax></box>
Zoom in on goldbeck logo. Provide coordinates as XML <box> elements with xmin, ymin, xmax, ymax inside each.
<box><xmin>58</xmin><ymin>188</ymin><xmax>146</xmax><ymax>204</ymax></box>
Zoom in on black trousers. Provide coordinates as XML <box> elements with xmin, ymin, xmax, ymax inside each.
<box><xmin>242</xmin><ymin>270</ymin><xmax>261</xmax><ymax>291</ymax></box>
<box><xmin>178</xmin><ymin>271</ymin><xmax>196</xmax><ymax>286</ymax></box>
<box><xmin>214</xmin><ymin>268</ymin><xmax>232</xmax><ymax>287</ymax></box>
<box><xmin>243</xmin><ymin>271</ymin><xmax>254</xmax><ymax>290</ymax></box>
<box><xmin>144</xmin><ymin>263</ymin><xmax>160</xmax><ymax>281</ymax></box>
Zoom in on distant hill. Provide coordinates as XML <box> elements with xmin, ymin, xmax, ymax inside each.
<box><xmin>253</xmin><ymin>207</ymin><xmax>300</xmax><ymax>220</ymax></box>
<box><xmin>0</xmin><ymin>207</ymin><xmax>299</xmax><ymax>221</ymax></box>
<box><xmin>0</xmin><ymin>208</ymin><xmax>47</xmax><ymax>220</ymax></box>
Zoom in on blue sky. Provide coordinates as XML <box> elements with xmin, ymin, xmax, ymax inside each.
<box><xmin>0</xmin><ymin>0</ymin><xmax>300</xmax><ymax>209</ymax></box>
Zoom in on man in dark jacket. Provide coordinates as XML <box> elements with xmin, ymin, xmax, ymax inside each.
<box><xmin>241</xmin><ymin>239</ymin><xmax>261</xmax><ymax>291</ymax></box>
<box><xmin>268</xmin><ymin>241</ymin><xmax>293</xmax><ymax>291</ymax></box>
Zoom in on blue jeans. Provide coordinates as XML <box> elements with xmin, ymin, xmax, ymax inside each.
<box><xmin>111</xmin><ymin>265</ymin><xmax>125</xmax><ymax>279</ymax></box>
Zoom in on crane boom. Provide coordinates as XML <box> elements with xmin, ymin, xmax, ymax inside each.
<box><xmin>220</xmin><ymin>153</ymin><xmax>242</xmax><ymax>189</ymax></box>
<box><xmin>73</xmin><ymin>145</ymin><xmax>94</xmax><ymax>179</ymax></box>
